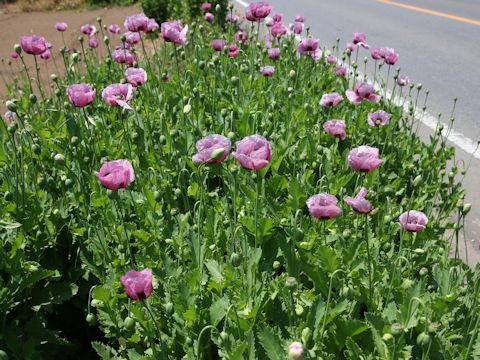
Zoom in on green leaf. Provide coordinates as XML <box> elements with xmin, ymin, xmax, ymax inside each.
<box><xmin>257</xmin><ymin>325</ymin><xmax>284</xmax><ymax>360</ymax></box>
<box><xmin>229</xmin><ymin>341</ymin><xmax>248</xmax><ymax>360</ymax></box>
<box><xmin>209</xmin><ymin>297</ymin><xmax>229</xmax><ymax>326</ymax></box>
<box><xmin>345</xmin><ymin>338</ymin><xmax>365</xmax><ymax>359</ymax></box>
<box><xmin>205</xmin><ymin>259</ymin><xmax>224</xmax><ymax>283</ymax></box>
<box><xmin>91</xmin><ymin>341</ymin><xmax>118</xmax><ymax>359</ymax></box>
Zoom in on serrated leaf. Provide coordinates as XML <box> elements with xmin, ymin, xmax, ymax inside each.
<box><xmin>91</xmin><ymin>341</ymin><xmax>118</xmax><ymax>359</ymax></box>
<box><xmin>205</xmin><ymin>259</ymin><xmax>224</xmax><ymax>283</ymax></box>
<box><xmin>345</xmin><ymin>338</ymin><xmax>365</xmax><ymax>359</ymax></box>
<box><xmin>210</xmin><ymin>297</ymin><xmax>229</xmax><ymax>326</ymax></box>
<box><xmin>229</xmin><ymin>341</ymin><xmax>248</xmax><ymax>360</ymax></box>
<box><xmin>257</xmin><ymin>325</ymin><xmax>284</xmax><ymax>360</ymax></box>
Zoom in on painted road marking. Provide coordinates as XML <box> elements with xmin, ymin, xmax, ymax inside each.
<box><xmin>378</xmin><ymin>0</ymin><xmax>480</xmax><ymax>26</ymax></box>
<box><xmin>232</xmin><ymin>0</ymin><xmax>480</xmax><ymax>159</ymax></box>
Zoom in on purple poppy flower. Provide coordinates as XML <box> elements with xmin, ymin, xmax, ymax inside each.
<box><xmin>201</xmin><ymin>2</ymin><xmax>212</xmax><ymax>12</ymax></box>
<box><xmin>145</xmin><ymin>19</ymin><xmax>159</xmax><ymax>33</ymax></box>
<box><xmin>272</xmin><ymin>13</ymin><xmax>283</xmax><ymax>22</ymax></box>
<box><xmin>307</xmin><ymin>193</ymin><xmax>342</xmax><ymax>220</ymax></box>
<box><xmin>161</xmin><ymin>21</ymin><xmax>188</xmax><ymax>46</ymax></box>
<box><xmin>371</xmin><ymin>47</ymin><xmax>383</xmax><ymax>60</ymax></box>
<box><xmin>125</xmin><ymin>67</ymin><xmax>147</xmax><ymax>87</ymax></box>
<box><xmin>368</xmin><ymin>110</ymin><xmax>391</xmax><ymax>128</ymax></box>
<box><xmin>245</xmin><ymin>2</ymin><xmax>272</xmax><ymax>22</ymax></box>
<box><xmin>124</xmin><ymin>13</ymin><xmax>149</xmax><ymax>32</ymax></box>
<box><xmin>88</xmin><ymin>38</ymin><xmax>98</xmax><ymax>49</ymax></box>
<box><xmin>102</xmin><ymin>83</ymin><xmax>134</xmax><ymax>111</ymax></box>
<box><xmin>125</xmin><ymin>31</ymin><xmax>140</xmax><ymax>45</ymax></box>
<box><xmin>233</xmin><ymin>134</ymin><xmax>272</xmax><ymax>170</ymax></box>
<box><xmin>399</xmin><ymin>210</ymin><xmax>428</xmax><ymax>232</ymax></box>
<box><xmin>327</xmin><ymin>55</ymin><xmax>337</xmax><ymax>64</ymax></box>
<box><xmin>40</xmin><ymin>49</ymin><xmax>51</xmax><ymax>60</ymax></box>
<box><xmin>348</xmin><ymin>146</ymin><xmax>383</xmax><ymax>172</ymax></box>
<box><xmin>352</xmin><ymin>32</ymin><xmax>369</xmax><ymax>49</ymax></box>
<box><xmin>289</xmin><ymin>21</ymin><xmax>304</xmax><ymax>35</ymax></box>
<box><xmin>226</xmin><ymin>13</ymin><xmax>240</xmax><ymax>23</ymax></box>
<box><xmin>20</xmin><ymin>35</ymin><xmax>48</xmax><ymax>55</ymax></box>
<box><xmin>10</xmin><ymin>52</ymin><xmax>19</xmax><ymax>59</ymax></box>
<box><xmin>298</xmin><ymin>38</ymin><xmax>319</xmax><ymax>55</ymax></box>
<box><xmin>346</xmin><ymin>82</ymin><xmax>381</xmax><ymax>105</ymax></box>
<box><xmin>345</xmin><ymin>187</ymin><xmax>371</xmax><ymax>214</ymax></box>
<box><xmin>211</xmin><ymin>39</ymin><xmax>227</xmax><ymax>51</ymax></box>
<box><xmin>55</xmin><ymin>22</ymin><xmax>68</xmax><ymax>32</ymax></box>
<box><xmin>112</xmin><ymin>49</ymin><xmax>136</xmax><ymax>66</ymax></box>
<box><xmin>108</xmin><ymin>24</ymin><xmax>121</xmax><ymax>35</ymax></box>
<box><xmin>4</xmin><ymin>111</ymin><xmax>16</xmax><ymax>125</ymax></box>
<box><xmin>271</xmin><ymin>22</ymin><xmax>287</xmax><ymax>38</ymax></box>
<box><xmin>228</xmin><ymin>45</ymin><xmax>240</xmax><ymax>58</ymax></box>
<box><xmin>234</xmin><ymin>30</ymin><xmax>248</xmax><ymax>44</ymax></box>
<box><xmin>323</xmin><ymin>120</ymin><xmax>346</xmax><ymax>140</ymax></box>
<box><xmin>95</xmin><ymin>159</ymin><xmax>135</xmax><ymax>191</ymax></box>
<box><xmin>81</xmin><ymin>24</ymin><xmax>97</xmax><ymax>36</ymax></box>
<box><xmin>397</xmin><ymin>74</ymin><xmax>410</xmax><ymax>87</ymax></box>
<box><xmin>192</xmin><ymin>134</ymin><xmax>231</xmax><ymax>165</ymax></box>
<box><xmin>260</xmin><ymin>65</ymin><xmax>275</xmax><ymax>77</ymax></box>
<box><xmin>288</xmin><ymin>342</ymin><xmax>304</xmax><ymax>360</ymax></box>
<box><xmin>334</xmin><ymin>66</ymin><xmax>347</xmax><ymax>76</ymax></box>
<box><xmin>268</xmin><ymin>47</ymin><xmax>280</xmax><ymax>60</ymax></box>
<box><xmin>383</xmin><ymin>47</ymin><xmax>398</xmax><ymax>65</ymax></box>
<box><xmin>295</xmin><ymin>15</ymin><xmax>306</xmax><ymax>22</ymax></box>
<box><xmin>320</xmin><ymin>92</ymin><xmax>343</xmax><ymax>107</ymax></box>
<box><xmin>205</xmin><ymin>12</ymin><xmax>215</xmax><ymax>23</ymax></box>
<box><xmin>66</xmin><ymin>83</ymin><xmax>96</xmax><ymax>108</ymax></box>
<box><xmin>120</xmin><ymin>269</ymin><xmax>153</xmax><ymax>301</ymax></box>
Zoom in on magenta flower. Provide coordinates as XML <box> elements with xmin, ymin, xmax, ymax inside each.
<box><xmin>272</xmin><ymin>13</ymin><xmax>283</xmax><ymax>22</ymax></box>
<box><xmin>125</xmin><ymin>67</ymin><xmax>147</xmax><ymax>87</ymax></box>
<box><xmin>294</xmin><ymin>15</ymin><xmax>306</xmax><ymax>22</ymax></box>
<box><xmin>234</xmin><ymin>30</ymin><xmax>248</xmax><ymax>44</ymax></box>
<box><xmin>352</xmin><ymin>32</ymin><xmax>369</xmax><ymax>48</ymax></box>
<box><xmin>55</xmin><ymin>22</ymin><xmax>68</xmax><ymax>32</ymax></box>
<box><xmin>125</xmin><ymin>31</ymin><xmax>140</xmax><ymax>45</ymax></box>
<box><xmin>368</xmin><ymin>110</ymin><xmax>391</xmax><ymax>128</ymax></box>
<box><xmin>226</xmin><ymin>13</ymin><xmax>240</xmax><ymax>23</ymax></box>
<box><xmin>345</xmin><ymin>187</ymin><xmax>371</xmax><ymax>214</ymax></box>
<box><xmin>124</xmin><ymin>13</ymin><xmax>149</xmax><ymax>32</ymax></box>
<box><xmin>10</xmin><ymin>52</ymin><xmax>19</xmax><ymax>59</ymax></box>
<box><xmin>383</xmin><ymin>47</ymin><xmax>398</xmax><ymax>65</ymax></box>
<box><xmin>298</xmin><ymin>38</ymin><xmax>322</xmax><ymax>60</ymax></box>
<box><xmin>348</xmin><ymin>146</ymin><xmax>383</xmax><ymax>172</ymax></box>
<box><xmin>81</xmin><ymin>24</ymin><xmax>97</xmax><ymax>36</ymax></box>
<box><xmin>288</xmin><ymin>342</ymin><xmax>305</xmax><ymax>360</ymax></box>
<box><xmin>327</xmin><ymin>55</ymin><xmax>337</xmax><ymax>64</ymax></box>
<box><xmin>346</xmin><ymin>82</ymin><xmax>380</xmax><ymax>105</ymax></box>
<box><xmin>95</xmin><ymin>159</ymin><xmax>135</xmax><ymax>191</ymax></box>
<box><xmin>271</xmin><ymin>22</ymin><xmax>287</xmax><ymax>38</ymax></box>
<box><xmin>260</xmin><ymin>65</ymin><xmax>275</xmax><ymax>77</ymax></box>
<box><xmin>211</xmin><ymin>39</ymin><xmax>227</xmax><ymax>52</ymax></box>
<box><xmin>201</xmin><ymin>2</ymin><xmax>212</xmax><ymax>12</ymax></box>
<box><xmin>120</xmin><ymin>269</ymin><xmax>153</xmax><ymax>301</ymax></box>
<box><xmin>245</xmin><ymin>2</ymin><xmax>272</xmax><ymax>22</ymax></box>
<box><xmin>307</xmin><ymin>193</ymin><xmax>342</xmax><ymax>220</ymax></box>
<box><xmin>102</xmin><ymin>83</ymin><xmax>134</xmax><ymax>111</ymax></box>
<box><xmin>192</xmin><ymin>134</ymin><xmax>231</xmax><ymax>165</ymax></box>
<box><xmin>320</xmin><ymin>92</ymin><xmax>343</xmax><ymax>107</ymax></box>
<box><xmin>161</xmin><ymin>21</ymin><xmax>188</xmax><ymax>46</ymax></box>
<box><xmin>228</xmin><ymin>45</ymin><xmax>240</xmax><ymax>58</ymax></box>
<box><xmin>205</xmin><ymin>12</ymin><xmax>215</xmax><ymax>23</ymax></box>
<box><xmin>334</xmin><ymin>66</ymin><xmax>347</xmax><ymax>76</ymax></box>
<box><xmin>108</xmin><ymin>24</ymin><xmax>121</xmax><ymax>35</ymax></box>
<box><xmin>88</xmin><ymin>38</ymin><xmax>98</xmax><ymax>49</ymax></box>
<box><xmin>233</xmin><ymin>135</ymin><xmax>272</xmax><ymax>170</ymax></box>
<box><xmin>20</xmin><ymin>35</ymin><xmax>48</xmax><ymax>55</ymax></box>
<box><xmin>66</xmin><ymin>83</ymin><xmax>96</xmax><ymax>108</ymax></box>
<box><xmin>399</xmin><ymin>210</ymin><xmax>428</xmax><ymax>232</ymax></box>
<box><xmin>346</xmin><ymin>42</ymin><xmax>357</xmax><ymax>52</ymax></box>
<box><xmin>145</xmin><ymin>19</ymin><xmax>159</xmax><ymax>33</ymax></box>
<box><xmin>371</xmin><ymin>48</ymin><xmax>383</xmax><ymax>60</ymax></box>
<box><xmin>289</xmin><ymin>21</ymin><xmax>304</xmax><ymax>35</ymax></box>
<box><xmin>40</xmin><ymin>49</ymin><xmax>51</xmax><ymax>60</ymax></box>
<box><xmin>323</xmin><ymin>120</ymin><xmax>346</xmax><ymax>140</ymax></box>
<box><xmin>112</xmin><ymin>49</ymin><xmax>136</xmax><ymax>66</ymax></box>
<box><xmin>268</xmin><ymin>47</ymin><xmax>280</xmax><ymax>60</ymax></box>
<box><xmin>397</xmin><ymin>74</ymin><xmax>410</xmax><ymax>87</ymax></box>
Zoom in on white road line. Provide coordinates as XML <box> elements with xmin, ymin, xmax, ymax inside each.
<box><xmin>232</xmin><ymin>0</ymin><xmax>480</xmax><ymax>159</ymax></box>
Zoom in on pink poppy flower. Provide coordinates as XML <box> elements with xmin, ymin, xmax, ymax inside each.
<box><xmin>20</xmin><ymin>35</ymin><xmax>48</xmax><ymax>55</ymax></box>
<box><xmin>245</xmin><ymin>2</ymin><xmax>272</xmax><ymax>22</ymax></box>
<box><xmin>161</xmin><ymin>21</ymin><xmax>188</xmax><ymax>46</ymax></box>
<box><xmin>55</xmin><ymin>22</ymin><xmax>68</xmax><ymax>32</ymax></box>
<box><xmin>367</xmin><ymin>110</ymin><xmax>391</xmax><ymax>128</ymax></box>
<box><xmin>102</xmin><ymin>83</ymin><xmax>134</xmax><ymax>111</ymax></box>
<box><xmin>271</xmin><ymin>22</ymin><xmax>287</xmax><ymax>38</ymax></box>
<box><xmin>346</xmin><ymin>42</ymin><xmax>357</xmax><ymax>52</ymax></box>
<box><xmin>10</xmin><ymin>52</ymin><xmax>19</xmax><ymax>59</ymax></box>
<box><xmin>323</xmin><ymin>120</ymin><xmax>346</xmax><ymax>140</ymax></box>
<box><xmin>4</xmin><ymin>111</ymin><xmax>16</xmax><ymax>125</ymax></box>
<box><xmin>307</xmin><ymin>193</ymin><xmax>342</xmax><ymax>220</ymax></box>
<box><xmin>348</xmin><ymin>146</ymin><xmax>383</xmax><ymax>172</ymax></box>
<box><xmin>124</xmin><ymin>13</ymin><xmax>149</xmax><ymax>32</ymax></box>
<box><xmin>201</xmin><ymin>2</ymin><xmax>212</xmax><ymax>12</ymax></box>
<box><xmin>352</xmin><ymin>32</ymin><xmax>369</xmax><ymax>49</ymax></box>
<box><xmin>95</xmin><ymin>159</ymin><xmax>135</xmax><ymax>191</ymax></box>
<box><xmin>399</xmin><ymin>210</ymin><xmax>428</xmax><ymax>232</ymax></box>
<box><xmin>40</xmin><ymin>49</ymin><xmax>51</xmax><ymax>60</ymax></box>
<box><xmin>108</xmin><ymin>24</ymin><xmax>121</xmax><ymax>35</ymax></box>
<box><xmin>397</xmin><ymin>74</ymin><xmax>410</xmax><ymax>87</ymax></box>
<box><xmin>371</xmin><ymin>47</ymin><xmax>383</xmax><ymax>60</ymax></box>
<box><xmin>288</xmin><ymin>342</ymin><xmax>305</xmax><ymax>360</ymax></box>
<box><xmin>233</xmin><ymin>134</ymin><xmax>272</xmax><ymax>170</ymax></box>
<box><xmin>145</xmin><ymin>19</ymin><xmax>159</xmax><ymax>33</ymax></box>
<box><xmin>192</xmin><ymin>134</ymin><xmax>231</xmax><ymax>165</ymax></box>
<box><xmin>383</xmin><ymin>47</ymin><xmax>398</xmax><ymax>65</ymax></box>
<box><xmin>234</xmin><ymin>30</ymin><xmax>248</xmax><ymax>44</ymax></box>
<box><xmin>260</xmin><ymin>65</ymin><xmax>275</xmax><ymax>77</ymax></box>
<box><xmin>226</xmin><ymin>13</ymin><xmax>240</xmax><ymax>23</ymax></box>
<box><xmin>112</xmin><ymin>49</ymin><xmax>136</xmax><ymax>66</ymax></box>
<box><xmin>66</xmin><ymin>83</ymin><xmax>96</xmax><ymax>108</ymax></box>
<box><xmin>125</xmin><ymin>67</ymin><xmax>147</xmax><ymax>87</ymax></box>
<box><xmin>81</xmin><ymin>24</ymin><xmax>97</xmax><ymax>36</ymax></box>
<box><xmin>345</xmin><ymin>187</ymin><xmax>371</xmax><ymax>214</ymax></box>
<box><xmin>88</xmin><ymin>38</ymin><xmax>98</xmax><ymax>49</ymax></box>
<box><xmin>334</xmin><ymin>66</ymin><xmax>347</xmax><ymax>76</ymax></box>
<box><xmin>320</xmin><ymin>92</ymin><xmax>343</xmax><ymax>107</ymax></box>
<box><xmin>205</xmin><ymin>12</ymin><xmax>215</xmax><ymax>23</ymax></box>
<box><xmin>272</xmin><ymin>13</ymin><xmax>283</xmax><ymax>22</ymax></box>
<box><xmin>327</xmin><ymin>55</ymin><xmax>337</xmax><ymax>64</ymax></box>
<box><xmin>268</xmin><ymin>47</ymin><xmax>280</xmax><ymax>60</ymax></box>
<box><xmin>265</xmin><ymin>17</ymin><xmax>274</xmax><ymax>27</ymax></box>
<box><xmin>294</xmin><ymin>15</ymin><xmax>306</xmax><ymax>22</ymax></box>
<box><xmin>120</xmin><ymin>269</ymin><xmax>153</xmax><ymax>301</ymax></box>
<box><xmin>228</xmin><ymin>45</ymin><xmax>240</xmax><ymax>58</ymax></box>
<box><xmin>211</xmin><ymin>39</ymin><xmax>227</xmax><ymax>51</ymax></box>
<box><xmin>125</xmin><ymin>31</ymin><xmax>140</xmax><ymax>45</ymax></box>
<box><xmin>289</xmin><ymin>21</ymin><xmax>304</xmax><ymax>35</ymax></box>
<box><xmin>298</xmin><ymin>38</ymin><xmax>322</xmax><ymax>60</ymax></box>
<box><xmin>346</xmin><ymin>82</ymin><xmax>381</xmax><ymax>105</ymax></box>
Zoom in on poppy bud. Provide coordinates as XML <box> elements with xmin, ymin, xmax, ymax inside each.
<box><xmin>273</xmin><ymin>260</ymin><xmax>281</xmax><ymax>270</ymax></box>
<box><xmin>6</xmin><ymin>100</ymin><xmax>17</xmax><ymax>112</ymax></box>
<box><xmin>54</xmin><ymin>153</ymin><xmax>66</xmax><ymax>165</ymax></box>
<box><xmin>412</xmin><ymin>175</ymin><xmax>422</xmax><ymax>186</ymax></box>
<box><xmin>391</xmin><ymin>323</ymin><xmax>403</xmax><ymax>337</ymax></box>
<box><xmin>382</xmin><ymin>333</ymin><xmax>393</xmax><ymax>342</ymax></box>
<box><xmin>417</xmin><ymin>332</ymin><xmax>431</xmax><ymax>347</ymax></box>
<box><xmin>286</xmin><ymin>276</ymin><xmax>298</xmax><ymax>288</ymax></box>
<box><xmin>29</xmin><ymin>94</ymin><xmax>37</xmax><ymax>104</ymax></box>
<box><xmin>230</xmin><ymin>252</ymin><xmax>241</xmax><ymax>267</ymax></box>
<box><xmin>86</xmin><ymin>313</ymin><xmax>96</xmax><ymax>326</ymax></box>
<box><xmin>463</xmin><ymin>203</ymin><xmax>471</xmax><ymax>214</ymax></box>
<box><xmin>124</xmin><ymin>316</ymin><xmax>135</xmax><ymax>330</ymax></box>
<box><xmin>165</xmin><ymin>302</ymin><xmax>174</xmax><ymax>315</ymax></box>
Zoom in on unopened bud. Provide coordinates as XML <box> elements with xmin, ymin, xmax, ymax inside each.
<box><xmin>289</xmin><ymin>70</ymin><xmax>296</xmax><ymax>78</ymax></box>
<box><xmin>6</xmin><ymin>100</ymin><xmax>17</xmax><ymax>112</ymax></box>
<box><xmin>210</xmin><ymin>148</ymin><xmax>225</xmax><ymax>162</ymax></box>
<box><xmin>54</xmin><ymin>153</ymin><xmax>66</xmax><ymax>165</ymax></box>
<box><xmin>183</xmin><ymin>104</ymin><xmax>192</xmax><ymax>114</ymax></box>
<box><xmin>286</xmin><ymin>276</ymin><xmax>298</xmax><ymax>288</ymax></box>
<box><xmin>463</xmin><ymin>203</ymin><xmax>471</xmax><ymax>214</ymax></box>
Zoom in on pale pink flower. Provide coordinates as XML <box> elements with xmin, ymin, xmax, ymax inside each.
<box><xmin>383</xmin><ymin>47</ymin><xmax>398</xmax><ymax>65</ymax></box>
<box><xmin>307</xmin><ymin>193</ymin><xmax>342</xmax><ymax>220</ymax></box>
<box><xmin>66</xmin><ymin>83</ymin><xmax>96</xmax><ymax>108</ymax></box>
<box><xmin>201</xmin><ymin>2</ymin><xmax>212</xmax><ymax>12</ymax></box>
<box><xmin>346</xmin><ymin>82</ymin><xmax>381</xmax><ymax>105</ymax></box>
<box><xmin>334</xmin><ymin>66</ymin><xmax>347</xmax><ymax>76</ymax></box>
<box><xmin>125</xmin><ymin>67</ymin><xmax>147</xmax><ymax>87</ymax></box>
<box><xmin>55</xmin><ymin>22</ymin><xmax>68</xmax><ymax>32</ymax></box>
<box><xmin>112</xmin><ymin>49</ymin><xmax>136</xmax><ymax>66</ymax></box>
<box><xmin>352</xmin><ymin>32</ymin><xmax>369</xmax><ymax>49</ymax></box>
<box><xmin>323</xmin><ymin>120</ymin><xmax>346</xmax><ymax>140</ymax></box>
<box><xmin>192</xmin><ymin>134</ymin><xmax>231</xmax><ymax>165</ymax></box>
<box><xmin>211</xmin><ymin>39</ymin><xmax>227</xmax><ymax>52</ymax></box>
<box><xmin>20</xmin><ymin>35</ymin><xmax>48</xmax><ymax>55</ymax></box>
<box><xmin>245</xmin><ymin>2</ymin><xmax>272</xmax><ymax>22</ymax></box>
<box><xmin>226</xmin><ymin>13</ymin><xmax>240</xmax><ymax>23</ymax></box>
<box><xmin>397</xmin><ymin>74</ymin><xmax>410</xmax><ymax>87</ymax></box>
<box><xmin>234</xmin><ymin>30</ymin><xmax>248</xmax><ymax>44</ymax></box>
<box><xmin>161</xmin><ymin>21</ymin><xmax>188</xmax><ymax>46</ymax></box>
<box><xmin>228</xmin><ymin>45</ymin><xmax>240</xmax><ymax>58</ymax></box>
<box><xmin>327</xmin><ymin>55</ymin><xmax>337</xmax><ymax>64</ymax></box>
<box><xmin>88</xmin><ymin>38</ymin><xmax>98</xmax><ymax>49</ymax></box>
<box><xmin>348</xmin><ymin>146</ymin><xmax>383</xmax><ymax>172</ymax></box>
<box><xmin>145</xmin><ymin>19</ymin><xmax>159</xmax><ymax>33</ymax></box>
<box><xmin>125</xmin><ymin>31</ymin><xmax>140</xmax><ymax>45</ymax></box>
<box><xmin>288</xmin><ymin>342</ymin><xmax>304</xmax><ymax>360</ymax></box>
<box><xmin>124</xmin><ymin>13</ymin><xmax>149</xmax><ymax>32</ymax></box>
<box><xmin>320</xmin><ymin>92</ymin><xmax>343</xmax><ymax>107</ymax></box>
<box><xmin>271</xmin><ymin>22</ymin><xmax>287</xmax><ymax>38</ymax></box>
<box><xmin>102</xmin><ymin>83</ymin><xmax>134</xmax><ymax>111</ymax></box>
<box><xmin>367</xmin><ymin>110</ymin><xmax>391</xmax><ymax>128</ymax></box>
<box><xmin>205</xmin><ymin>12</ymin><xmax>215</xmax><ymax>23</ymax></box>
<box><xmin>260</xmin><ymin>65</ymin><xmax>275</xmax><ymax>77</ymax></box>
<box><xmin>345</xmin><ymin>187</ymin><xmax>371</xmax><ymax>214</ymax></box>
<box><xmin>268</xmin><ymin>47</ymin><xmax>280</xmax><ymax>60</ymax></box>
<box><xmin>108</xmin><ymin>24</ymin><xmax>121</xmax><ymax>35</ymax></box>
<box><xmin>81</xmin><ymin>24</ymin><xmax>97</xmax><ymax>36</ymax></box>
<box><xmin>233</xmin><ymin>134</ymin><xmax>272</xmax><ymax>170</ymax></box>
<box><xmin>95</xmin><ymin>159</ymin><xmax>135</xmax><ymax>191</ymax></box>
<box><xmin>120</xmin><ymin>269</ymin><xmax>153</xmax><ymax>301</ymax></box>
<box><xmin>399</xmin><ymin>210</ymin><xmax>428</xmax><ymax>232</ymax></box>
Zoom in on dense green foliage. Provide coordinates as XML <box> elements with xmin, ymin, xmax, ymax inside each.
<box><xmin>141</xmin><ymin>0</ymin><xmax>228</xmax><ymax>23</ymax></box>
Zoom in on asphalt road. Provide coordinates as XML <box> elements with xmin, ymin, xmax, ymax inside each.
<box><xmin>235</xmin><ymin>0</ymin><xmax>480</xmax><ymax>266</ymax></box>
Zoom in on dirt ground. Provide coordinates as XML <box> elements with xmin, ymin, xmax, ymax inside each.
<box><xmin>0</xmin><ymin>3</ymin><xmax>141</xmax><ymax>110</ymax></box>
